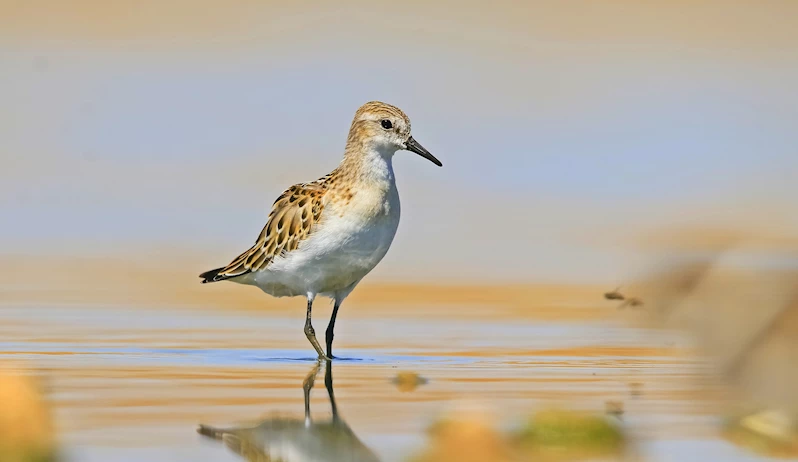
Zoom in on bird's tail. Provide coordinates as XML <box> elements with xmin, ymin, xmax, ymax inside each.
<box><xmin>197</xmin><ymin>424</ymin><xmax>229</xmax><ymax>440</ymax></box>
<box><xmin>199</xmin><ymin>249</ymin><xmax>254</xmax><ymax>283</ymax></box>
<box><xmin>199</xmin><ymin>267</ymin><xmax>225</xmax><ymax>284</ymax></box>
<box><xmin>197</xmin><ymin>424</ymin><xmax>246</xmax><ymax>455</ymax></box>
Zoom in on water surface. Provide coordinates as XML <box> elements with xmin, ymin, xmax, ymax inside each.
<box><xmin>0</xmin><ymin>302</ymin><xmax>769</xmax><ymax>461</ymax></box>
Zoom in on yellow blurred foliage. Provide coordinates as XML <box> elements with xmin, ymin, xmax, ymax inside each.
<box><xmin>0</xmin><ymin>365</ymin><xmax>57</xmax><ymax>462</ymax></box>
<box><xmin>409</xmin><ymin>405</ymin><xmax>627</xmax><ymax>462</ymax></box>
<box><xmin>410</xmin><ymin>408</ymin><xmax>515</xmax><ymax>462</ymax></box>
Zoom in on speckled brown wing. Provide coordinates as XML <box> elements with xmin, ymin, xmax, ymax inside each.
<box><xmin>199</xmin><ymin>183</ymin><xmax>326</xmax><ymax>283</ymax></box>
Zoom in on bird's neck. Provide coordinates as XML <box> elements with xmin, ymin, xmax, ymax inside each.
<box><xmin>339</xmin><ymin>142</ymin><xmax>396</xmax><ymax>186</ymax></box>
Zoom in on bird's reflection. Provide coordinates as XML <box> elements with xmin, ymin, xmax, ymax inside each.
<box><xmin>198</xmin><ymin>360</ymin><xmax>380</xmax><ymax>462</ymax></box>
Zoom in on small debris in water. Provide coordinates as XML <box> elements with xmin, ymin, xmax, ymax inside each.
<box><xmin>619</xmin><ymin>297</ymin><xmax>644</xmax><ymax>310</ymax></box>
<box><xmin>392</xmin><ymin>372</ymin><xmax>428</xmax><ymax>392</ymax></box>
<box><xmin>604</xmin><ymin>287</ymin><xmax>645</xmax><ymax>310</ymax></box>
<box><xmin>603</xmin><ymin>287</ymin><xmax>625</xmax><ymax>301</ymax></box>
<box><xmin>629</xmin><ymin>382</ymin><xmax>644</xmax><ymax>398</ymax></box>
<box><xmin>605</xmin><ymin>401</ymin><xmax>624</xmax><ymax>419</ymax></box>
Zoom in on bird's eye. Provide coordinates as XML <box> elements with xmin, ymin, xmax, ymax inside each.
<box><xmin>380</xmin><ymin>119</ymin><xmax>393</xmax><ymax>130</ymax></box>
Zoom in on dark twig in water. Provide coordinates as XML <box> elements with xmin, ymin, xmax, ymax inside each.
<box><xmin>619</xmin><ymin>297</ymin><xmax>644</xmax><ymax>309</ymax></box>
<box><xmin>604</xmin><ymin>287</ymin><xmax>625</xmax><ymax>301</ymax></box>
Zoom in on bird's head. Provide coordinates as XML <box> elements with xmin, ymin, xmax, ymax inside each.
<box><xmin>346</xmin><ymin>101</ymin><xmax>442</xmax><ymax>167</ymax></box>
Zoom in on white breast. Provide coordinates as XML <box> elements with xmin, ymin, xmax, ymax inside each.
<box><xmin>251</xmin><ymin>183</ymin><xmax>401</xmax><ymax>298</ymax></box>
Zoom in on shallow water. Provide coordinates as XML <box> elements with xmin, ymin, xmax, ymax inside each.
<box><xmin>0</xmin><ymin>302</ymin><xmax>778</xmax><ymax>461</ymax></box>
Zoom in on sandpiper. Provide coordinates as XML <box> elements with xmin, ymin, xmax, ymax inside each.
<box><xmin>200</xmin><ymin>101</ymin><xmax>442</xmax><ymax>359</ymax></box>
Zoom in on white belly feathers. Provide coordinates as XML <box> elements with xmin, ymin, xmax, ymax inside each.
<box><xmin>247</xmin><ymin>185</ymin><xmax>401</xmax><ymax>298</ymax></box>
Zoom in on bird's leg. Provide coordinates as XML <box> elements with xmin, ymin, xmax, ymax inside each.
<box><xmin>325</xmin><ymin>301</ymin><xmax>341</xmax><ymax>359</ymax></box>
<box><xmin>302</xmin><ymin>359</ymin><xmax>322</xmax><ymax>427</ymax></box>
<box><xmin>304</xmin><ymin>296</ymin><xmax>328</xmax><ymax>360</ymax></box>
<box><xmin>323</xmin><ymin>359</ymin><xmax>340</xmax><ymax>423</ymax></box>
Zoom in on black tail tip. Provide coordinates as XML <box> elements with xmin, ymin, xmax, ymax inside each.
<box><xmin>198</xmin><ymin>267</ymin><xmax>222</xmax><ymax>284</ymax></box>
<box><xmin>197</xmin><ymin>424</ymin><xmax>223</xmax><ymax>439</ymax></box>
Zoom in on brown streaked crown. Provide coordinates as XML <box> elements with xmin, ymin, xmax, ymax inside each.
<box><xmin>352</xmin><ymin>101</ymin><xmax>410</xmax><ymax>130</ymax></box>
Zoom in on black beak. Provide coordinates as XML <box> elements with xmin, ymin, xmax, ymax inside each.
<box><xmin>405</xmin><ymin>136</ymin><xmax>442</xmax><ymax>167</ymax></box>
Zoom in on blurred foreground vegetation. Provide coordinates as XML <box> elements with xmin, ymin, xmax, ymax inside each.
<box><xmin>0</xmin><ymin>365</ymin><xmax>57</xmax><ymax>462</ymax></box>
<box><xmin>411</xmin><ymin>407</ymin><xmax>625</xmax><ymax>462</ymax></box>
